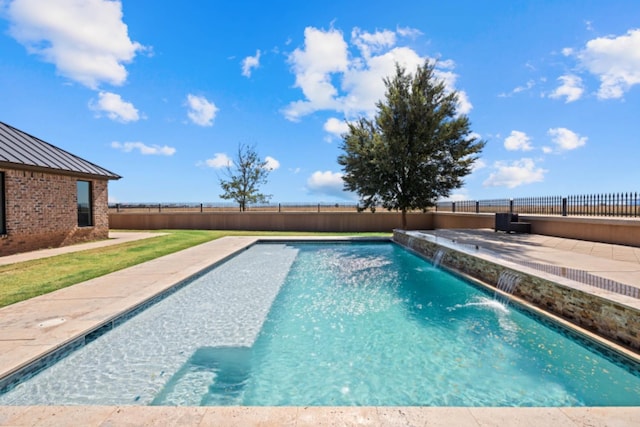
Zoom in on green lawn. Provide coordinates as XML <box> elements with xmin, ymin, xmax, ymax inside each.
<box><xmin>0</xmin><ymin>230</ymin><xmax>390</xmax><ymax>308</ymax></box>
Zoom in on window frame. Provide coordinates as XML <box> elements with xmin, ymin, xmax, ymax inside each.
<box><xmin>0</xmin><ymin>172</ymin><xmax>6</xmax><ymax>235</ymax></box>
<box><xmin>77</xmin><ymin>180</ymin><xmax>93</xmax><ymax>227</ymax></box>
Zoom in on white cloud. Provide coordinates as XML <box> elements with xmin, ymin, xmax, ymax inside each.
<box><xmin>455</xmin><ymin>90</ymin><xmax>473</xmax><ymax>115</ymax></box>
<box><xmin>440</xmin><ymin>191</ymin><xmax>470</xmax><ymax>202</ymax></box>
<box><xmin>204</xmin><ymin>153</ymin><xmax>232</xmax><ymax>169</ymax></box>
<box><xmin>577</xmin><ymin>29</ymin><xmax>640</xmax><ymax>99</ymax></box>
<box><xmin>351</xmin><ymin>27</ymin><xmax>396</xmax><ymax>59</ymax></box>
<box><xmin>498</xmin><ymin>80</ymin><xmax>535</xmax><ymax>98</ymax></box>
<box><xmin>7</xmin><ymin>0</ymin><xmax>144</xmax><ymax>89</ymax></box>
<box><xmin>471</xmin><ymin>158</ymin><xmax>487</xmax><ymax>173</ymax></box>
<box><xmin>186</xmin><ymin>94</ymin><xmax>218</xmax><ymax>126</ymax></box>
<box><xmin>111</xmin><ymin>141</ymin><xmax>175</xmax><ymax>156</ymax></box>
<box><xmin>283</xmin><ymin>25</ymin><xmax>471</xmax><ymax>122</ymax></box>
<box><xmin>306</xmin><ymin>170</ymin><xmax>352</xmax><ymax>199</ymax></box>
<box><xmin>283</xmin><ymin>26</ymin><xmax>349</xmax><ymax>121</ymax></box>
<box><xmin>323</xmin><ymin>117</ymin><xmax>350</xmax><ymax>138</ymax></box>
<box><xmin>89</xmin><ymin>91</ymin><xmax>140</xmax><ymax>122</ymax></box>
<box><xmin>547</xmin><ymin>127</ymin><xmax>587</xmax><ymax>152</ymax></box>
<box><xmin>340</xmin><ymin>46</ymin><xmax>424</xmax><ymax>118</ymax></box>
<box><xmin>264</xmin><ymin>156</ymin><xmax>280</xmax><ymax>171</ymax></box>
<box><xmin>549</xmin><ymin>74</ymin><xmax>584</xmax><ymax>103</ymax></box>
<box><xmin>504</xmin><ymin>130</ymin><xmax>533</xmax><ymax>151</ymax></box>
<box><xmin>432</xmin><ymin>67</ymin><xmax>472</xmax><ymax>113</ymax></box>
<box><xmin>242</xmin><ymin>49</ymin><xmax>261</xmax><ymax>77</ymax></box>
<box><xmin>396</xmin><ymin>26</ymin><xmax>423</xmax><ymax>38</ymax></box>
<box><xmin>483</xmin><ymin>158</ymin><xmax>546</xmax><ymax>188</ymax></box>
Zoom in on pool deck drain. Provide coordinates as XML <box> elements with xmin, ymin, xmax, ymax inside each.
<box><xmin>0</xmin><ymin>231</ymin><xmax>639</xmax><ymax>426</ymax></box>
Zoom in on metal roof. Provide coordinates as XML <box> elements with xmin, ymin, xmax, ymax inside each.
<box><xmin>0</xmin><ymin>121</ymin><xmax>120</xmax><ymax>180</ymax></box>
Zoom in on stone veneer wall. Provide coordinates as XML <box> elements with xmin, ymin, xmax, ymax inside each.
<box><xmin>393</xmin><ymin>230</ymin><xmax>640</xmax><ymax>353</ymax></box>
<box><xmin>0</xmin><ymin>168</ymin><xmax>109</xmax><ymax>256</ymax></box>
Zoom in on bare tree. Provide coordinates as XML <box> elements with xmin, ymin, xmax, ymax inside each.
<box><xmin>219</xmin><ymin>144</ymin><xmax>272</xmax><ymax>211</ymax></box>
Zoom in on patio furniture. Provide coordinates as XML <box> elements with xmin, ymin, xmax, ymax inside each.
<box><xmin>494</xmin><ymin>213</ymin><xmax>531</xmax><ymax>233</ymax></box>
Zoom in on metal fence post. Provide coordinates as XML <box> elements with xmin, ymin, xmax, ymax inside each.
<box><xmin>509</xmin><ymin>199</ymin><xmax>514</xmax><ymax>214</ymax></box>
<box><xmin>158</xmin><ymin>204</ymin><xmax>161</xmax><ymax>213</ymax></box>
<box><xmin>200</xmin><ymin>203</ymin><xmax>203</xmax><ymax>213</ymax></box>
<box><xmin>452</xmin><ymin>202</ymin><xmax>456</xmax><ymax>213</ymax></box>
<box><xmin>562</xmin><ymin>198</ymin><xmax>567</xmax><ymax>216</ymax></box>
<box><xmin>475</xmin><ymin>201</ymin><xmax>479</xmax><ymax>214</ymax></box>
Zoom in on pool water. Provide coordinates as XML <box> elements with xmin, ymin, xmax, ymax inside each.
<box><xmin>1</xmin><ymin>242</ymin><xmax>639</xmax><ymax>406</ymax></box>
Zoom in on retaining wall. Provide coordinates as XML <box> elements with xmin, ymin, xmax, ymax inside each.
<box><xmin>393</xmin><ymin>230</ymin><xmax>640</xmax><ymax>352</ymax></box>
<box><xmin>110</xmin><ymin>211</ymin><xmax>640</xmax><ymax>247</ymax></box>
<box><xmin>108</xmin><ymin>212</ymin><xmax>433</xmax><ymax>233</ymax></box>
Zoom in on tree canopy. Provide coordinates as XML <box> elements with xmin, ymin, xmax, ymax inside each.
<box><xmin>219</xmin><ymin>144</ymin><xmax>272</xmax><ymax>211</ymax></box>
<box><xmin>338</xmin><ymin>60</ymin><xmax>485</xmax><ymax>228</ymax></box>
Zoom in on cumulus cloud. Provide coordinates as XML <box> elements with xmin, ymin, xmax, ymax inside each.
<box><xmin>549</xmin><ymin>74</ymin><xmax>584</xmax><ymax>103</ymax></box>
<box><xmin>545</xmin><ymin>127</ymin><xmax>587</xmax><ymax>152</ymax></box>
<box><xmin>283</xmin><ymin>25</ymin><xmax>470</xmax><ymax>122</ymax></box>
<box><xmin>7</xmin><ymin>0</ymin><xmax>145</xmax><ymax>89</ymax></box>
<box><xmin>471</xmin><ymin>158</ymin><xmax>487</xmax><ymax>173</ymax></box>
<box><xmin>186</xmin><ymin>94</ymin><xmax>218</xmax><ymax>126</ymax></box>
<box><xmin>577</xmin><ymin>29</ymin><xmax>640</xmax><ymax>99</ymax></box>
<box><xmin>111</xmin><ymin>141</ymin><xmax>175</xmax><ymax>156</ymax></box>
<box><xmin>264</xmin><ymin>156</ymin><xmax>280</xmax><ymax>170</ymax></box>
<box><xmin>283</xmin><ymin>26</ymin><xmax>349</xmax><ymax>121</ymax></box>
<box><xmin>242</xmin><ymin>49</ymin><xmax>261</xmax><ymax>77</ymax></box>
<box><xmin>203</xmin><ymin>153</ymin><xmax>233</xmax><ymax>169</ymax></box>
<box><xmin>323</xmin><ymin>117</ymin><xmax>350</xmax><ymax>138</ymax></box>
<box><xmin>504</xmin><ymin>130</ymin><xmax>533</xmax><ymax>151</ymax></box>
<box><xmin>340</xmin><ymin>45</ymin><xmax>424</xmax><ymax>118</ymax></box>
<box><xmin>89</xmin><ymin>91</ymin><xmax>140</xmax><ymax>122</ymax></box>
<box><xmin>306</xmin><ymin>170</ymin><xmax>352</xmax><ymax>198</ymax></box>
<box><xmin>483</xmin><ymin>158</ymin><xmax>546</xmax><ymax>188</ymax></box>
<box><xmin>352</xmin><ymin>27</ymin><xmax>396</xmax><ymax>59</ymax></box>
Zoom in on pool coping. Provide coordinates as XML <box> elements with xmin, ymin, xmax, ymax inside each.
<box><xmin>1</xmin><ymin>235</ymin><xmax>639</xmax><ymax>426</ymax></box>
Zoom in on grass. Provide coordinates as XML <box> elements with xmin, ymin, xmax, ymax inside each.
<box><xmin>0</xmin><ymin>229</ymin><xmax>390</xmax><ymax>308</ymax></box>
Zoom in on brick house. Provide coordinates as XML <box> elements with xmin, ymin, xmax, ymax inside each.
<box><xmin>0</xmin><ymin>121</ymin><xmax>121</xmax><ymax>256</ymax></box>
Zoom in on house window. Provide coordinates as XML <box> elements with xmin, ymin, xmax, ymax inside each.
<box><xmin>77</xmin><ymin>180</ymin><xmax>93</xmax><ymax>227</ymax></box>
<box><xmin>0</xmin><ymin>172</ymin><xmax>6</xmax><ymax>234</ymax></box>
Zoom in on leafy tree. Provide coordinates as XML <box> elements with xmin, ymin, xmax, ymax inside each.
<box><xmin>338</xmin><ymin>60</ymin><xmax>485</xmax><ymax>229</ymax></box>
<box><xmin>219</xmin><ymin>144</ymin><xmax>272</xmax><ymax>211</ymax></box>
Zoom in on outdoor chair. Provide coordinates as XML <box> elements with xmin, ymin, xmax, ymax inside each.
<box><xmin>494</xmin><ymin>213</ymin><xmax>531</xmax><ymax>233</ymax></box>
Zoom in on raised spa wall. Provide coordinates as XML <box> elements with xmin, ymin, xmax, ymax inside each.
<box><xmin>393</xmin><ymin>230</ymin><xmax>640</xmax><ymax>353</ymax></box>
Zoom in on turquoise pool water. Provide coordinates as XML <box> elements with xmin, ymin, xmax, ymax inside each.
<box><xmin>1</xmin><ymin>242</ymin><xmax>639</xmax><ymax>406</ymax></box>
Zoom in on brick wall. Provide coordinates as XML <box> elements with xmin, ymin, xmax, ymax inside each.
<box><xmin>0</xmin><ymin>168</ymin><xmax>110</xmax><ymax>256</ymax></box>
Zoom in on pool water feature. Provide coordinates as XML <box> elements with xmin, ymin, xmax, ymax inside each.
<box><xmin>1</xmin><ymin>242</ymin><xmax>639</xmax><ymax>406</ymax></box>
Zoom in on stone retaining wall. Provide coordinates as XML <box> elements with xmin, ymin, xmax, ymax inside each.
<box><xmin>393</xmin><ymin>230</ymin><xmax>640</xmax><ymax>353</ymax></box>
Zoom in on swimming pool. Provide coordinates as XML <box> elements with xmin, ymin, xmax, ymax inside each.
<box><xmin>1</xmin><ymin>242</ymin><xmax>639</xmax><ymax>406</ymax></box>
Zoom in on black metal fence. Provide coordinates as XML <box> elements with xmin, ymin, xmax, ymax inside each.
<box><xmin>436</xmin><ymin>192</ymin><xmax>640</xmax><ymax>218</ymax></box>
<box><xmin>111</xmin><ymin>192</ymin><xmax>640</xmax><ymax>217</ymax></box>
<box><xmin>109</xmin><ymin>202</ymin><xmax>362</xmax><ymax>213</ymax></box>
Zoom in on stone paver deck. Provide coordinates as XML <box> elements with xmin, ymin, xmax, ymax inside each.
<box><xmin>424</xmin><ymin>229</ymin><xmax>640</xmax><ymax>289</ymax></box>
<box><xmin>0</xmin><ymin>231</ymin><xmax>639</xmax><ymax>426</ymax></box>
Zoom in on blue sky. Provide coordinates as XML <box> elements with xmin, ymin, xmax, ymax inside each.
<box><xmin>1</xmin><ymin>0</ymin><xmax>639</xmax><ymax>204</ymax></box>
